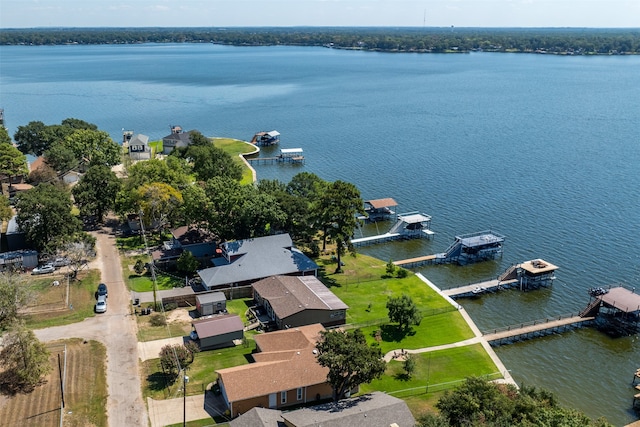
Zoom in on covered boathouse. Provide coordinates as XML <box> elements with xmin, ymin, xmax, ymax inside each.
<box><xmin>362</xmin><ymin>197</ymin><xmax>398</xmax><ymax>222</ymax></box>
<box><xmin>582</xmin><ymin>286</ymin><xmax>640</xmax><ymax>336</ymax></box>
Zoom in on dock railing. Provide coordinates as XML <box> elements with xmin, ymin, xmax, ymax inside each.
<box><xmin>481</xmin><ymin>312</ymin><xmax>586</xmax><ymax>336</ymax></box>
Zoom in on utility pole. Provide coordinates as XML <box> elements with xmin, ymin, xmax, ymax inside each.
<box><xmin>139</xmin><ymin>210</ymin><xmax>158</xmax><ymax>308</ymax></box>
<box><xmin>183</xmin><ymin>373</ymin><xmax>189</xmax><ymax>426</ymax></box>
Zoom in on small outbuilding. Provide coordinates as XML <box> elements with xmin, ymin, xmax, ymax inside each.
<box><xmin>192</xmin><ymin>314</ymin><xmax>244</xmax><ymax>350</ymax></box>
<box><xmin>196</xmin><ymin>292</ymin><xmax>227</xmax><ymax>316</ymax></box>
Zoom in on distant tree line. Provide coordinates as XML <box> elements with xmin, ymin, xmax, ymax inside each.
<box><xmin>1</xmin><ymin>27</ymin><xmax>639</xmax><ymax>54</ymax></box>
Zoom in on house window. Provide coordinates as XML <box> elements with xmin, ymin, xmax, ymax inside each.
<box><xmin>281</xmin><ymin>391</ymin><xmax>287</xmax><ymax>404</ymax></box>
<box><xmin>297</xmin><ymin>387</ymin><xmax>303</xmax><ymax>401</ymax></box>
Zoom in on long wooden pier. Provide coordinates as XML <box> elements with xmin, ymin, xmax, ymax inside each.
<box><xmin>393</xmin><ymin>254</ymin><xmax>443</xmax><ymax>267</ymax></box>
<box><xmin>483</xmin><ymin>314</ymin><xmax>595</xmax><ymax>345</ymax></box>
<box><xmin>442</xmin><ymin>278</ymin><xmax>519</xmax><ymax>297</ymax></box>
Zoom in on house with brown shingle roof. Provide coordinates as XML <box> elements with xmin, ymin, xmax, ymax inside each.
<box><xmin>253</xmin><ymin>276</ymin><xmax>348</xmax><ymax>329</ymax></box>
<box><xmin>215</xmin><ymin>324</ymin><xmax>334</xmax><ymax>418</ymax></box>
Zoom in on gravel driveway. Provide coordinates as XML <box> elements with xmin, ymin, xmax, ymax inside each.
<box><xmin>34</xmin><ymin>224</ymin><xmax>149</xmax><ymax>427</ymax></box>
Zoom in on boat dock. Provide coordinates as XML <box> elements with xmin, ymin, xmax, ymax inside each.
<box><xmin>245</xmin><ymin>147</ymin><xmax>305</xmax><ymax>165</ymax></box>
<box><xmin>483</xmin><ymin>314</ymin><xmax>595</xmax><ymax>345</ymax></box>
<box><xmin>441</xmin><ymin>259</ymin><xmax>559</xmax><ymax>297</ymax></box>
<box><xmin>392</xmin><ymin>230</ymin><xmax>505</xmax><ymax>267</ymax></box>
<box><xmin>351</xmin><ymin>211</ymin><xmax>433</xmax><ymax>247</ymax></box>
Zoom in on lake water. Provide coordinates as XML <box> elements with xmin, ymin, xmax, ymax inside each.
<box><xmin>1</xmin><ymin>43</ymin><xmax>639</xmax><ymax>425</ymax></box>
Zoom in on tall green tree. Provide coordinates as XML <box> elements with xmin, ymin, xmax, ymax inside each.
<box><xmin>0</xmin><ymin>142</ymin><xmax>28</xmax><ymax>187</ymax></box>
<box><xmin>15</xmin><ymin>183</ymin><xmax>81</xmax><ymax>252</ymax></box>
<box><xmin>316</xmin><ymin>328</ymin><xmax>386</xmax><ymax>402</ymax></box>
<box><xmin>0</xmin><ymin>195</ymin><xmax>12</xmax><ymax>223</ymax></box>
<box><xmin>136</xmin><ymin>182</ymin><xmax>183</xmax><ymax>233</ymax></box>
<box><xmin>13</xmin><ymin>120</ymin><xmax>50</xmax><ymax>156</ymax></box>
<box><xmin>44</xmin><ymin>143</ymin><xmax>78</xmax><ymax>173</ymax></box>
<box><xmin>0</xmin><ymin>320</ymin><xmax>51</xmax><ymax>392</ymax></box>
<box><xmin>386</xmin><ymin>294</ymin><xmax>423</xmax><ymax>332</ymax></box>
<box><xmin>176</xmin><ymin>131</ymin><xmax>242</xmax><ymax>182</ymax></box>
<box><xmin>72</xmin><ymin>165</ymin><xmax>121</xmax><ymax>222</ymax></box>
<box><xmin>116</xmin><ymin>157</ymin><xmax>192</xmax><ymax>216</ymax></box>
<box><xmin>317</xmin><ymin>180</ymin><xmax>363</xmax><ymax>272</ymax></box>
<box><xmin>0</xmin><ymin>273</ymin><xmax>33</xmax><ymax>328</ymax></box>
<box><xmin>0</xmin><ymin>126</ymin><xmax>11</xmax><ymax>144</ymax></box>
<box><xmin>62</xmin><ymin>129</ymin><xmax>121</xmax><ymax>167</ymax></box>
<box><xmin>177</xmin><ymin>250</ymin><xmax>199</xmax><ymax>275</ymax></box>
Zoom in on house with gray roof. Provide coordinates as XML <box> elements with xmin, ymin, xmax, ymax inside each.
<box><xmin>128</xmin><ymin>133</ymin><xmax>152</xmax><ymax>160</ymax></box>
<box><xmin>229</xmin><ymin>392</ymin><xmax>416</xmax><ymax>427</ymax></box>
<box><xmin>197</xmin><ymin>234</ymin><xmax>318</xmax><ymax>291</ymax></box>
<box><xmin>253</xmin><ymin>276</ymin><xmax>348</xmax><ymax>329</ymax></box>
<box><xmin>162</xmin><ymin>126</ymin><xmax>196</xmax><ymax>154</ymax></box>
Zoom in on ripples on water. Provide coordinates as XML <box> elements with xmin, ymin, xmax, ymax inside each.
<box><xmin>1</xmin><ymin>44</ymin><xmax>639</xmax><ymax>425</ymax></box>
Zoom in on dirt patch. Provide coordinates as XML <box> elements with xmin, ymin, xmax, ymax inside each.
<box><xmin>0</xmin><ymin>339</ymin><xmax>107</xmax><ymax>427</ymax></box>
<box><xmin>164</xmin><ymin>308</ymin><xmax>195</xmax><ymax>324</ymax></box>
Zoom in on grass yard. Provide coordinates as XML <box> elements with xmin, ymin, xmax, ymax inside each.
<box><xmin>224</xmin><ymin>298</ymin><xmax>252</xmax><ymax>323</ymax></box>
<box><xmin>142</xmin><ymin>332</ymin><xmax>257</xmax><ymax>400</ymax></box>
<box><xmin>121</xmin><ymin>254</ymin><xmax>183</xmax><ymax>292</ymax></box>
<box><xmin>0</xmin><ymin>339</ymin><xmax>107</xmax><ymax>427</ymax></box>
<box><xmin>360</xmin><ymin>344</ymin><xmax>499</xmax><ymax>396</ymax></box>
<box><xmin>136</xmin><ymin>308</ymin><xmax>195</xmax><ymax>342</ymax></box>
<box><xmin>318</xmin><ymin>252</ymin><xmax>474</xmax><ymax>350</ymax></box>
<box><xmin>22</xmin><ymin>270</ymin><xmax>101</xmax><ymax>329</ymax></box>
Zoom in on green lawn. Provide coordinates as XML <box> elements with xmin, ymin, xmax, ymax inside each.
<box><xmin>120</xmin><ymin>254</ymin><xmax>183</xmax><ymax>292</ymax></box>
<box><xmin>360</xmin><ymin>344</ymin><xmax>499</xmax><ymax>396</ymax></box>
<box><xmin>142</xmin><ymin>332</ymin><xmax>257</xmax><ymax>400</ymax></box>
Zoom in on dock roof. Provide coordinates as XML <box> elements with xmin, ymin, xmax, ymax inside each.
<box><xmin>599</xmin><ymin>287</ymin><xmax>640</xmax><ymax>313</ymax></box>
<box><xmin>519</xmin><ymin>259</ymin><xmax>559</xmax><ymax>275</ymax></box>
<box><xmin>398</xmin><ymin>212</ymin><xmax>431</xmax><ymax>223</ymax></box>
<box><xmin>457</xmin><ymin>230</ymin><xmax>505</xmax><ymax>247</ymax></box>
<box><xmin>365</xmin><ymin>198</ymin><xmax>398</xmax><ymax>209</ymax></box>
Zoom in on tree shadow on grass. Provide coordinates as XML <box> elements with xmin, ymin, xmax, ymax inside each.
<box><xmin>316</xmin><ymin>267</ymin><xmax>341</xmax><ymax>288</ymax></box>
<box><xmin>394</xmin><ymin>372</ymin><xmax>411</xmax><ymax>382</ymax></box>
<box><xmin>146</xmin><ymin>371</ymin><xmax>173</xmax><ymax>393</ymax></box>
<box><xmin>0</xmin><ymin>371</ymin><xmax>42</xmax><ymax>396</ymax></box>
<box><xmin>380</xmin><ymin>324</ymin><xmax>416</xmax><ymax>343</ymax></box>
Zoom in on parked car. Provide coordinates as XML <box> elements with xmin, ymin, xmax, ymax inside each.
<box><xmin>97</xmin><ymin>283</ymin><xmax>108</xmax><ymax>298</ymax></box>
<box><xmin>31</xmin><ymin>264</ymin><xmax>55</xmax><ymax>275</ymax></box>
<box><xmin>95</xmin><ymin>295</ymin><xmax>107</xmax><ymax>313</ymax></box>
<box><xmin>52</xmin><ymin>257</ymin><xmax>70</xmax><ymax>267</ymax></box>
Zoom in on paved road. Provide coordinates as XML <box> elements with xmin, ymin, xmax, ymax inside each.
<box><xmin>35</xmin><ymin>224</ymin><xmax>149</xmax><ymax>427</ymax></box>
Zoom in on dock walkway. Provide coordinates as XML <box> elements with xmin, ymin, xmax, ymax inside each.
<box><xmin>443</xmin><ymin>279</ymin><xmax>519</xmax><ymax>297</ymax></box>
<box><xmin>483</xmin><ymin>315</ymin><xmax>595</xmax><ymax>344</ymax></box>
<box><xmin>351</xmin><ymin>232</ymin><xmax>401</xmax><ymax>246</ymax></box>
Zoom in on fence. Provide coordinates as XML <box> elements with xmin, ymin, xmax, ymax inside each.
<box><xmin>333</xmin><ymin>305</ymin><xmax>458</xmax><ymax>331</ymax></box>
<box><xmin>387</xmin><ymin>372</ymin><xmax>504</xmax><ymax>398</ymax></box>
<box><xmin>481</xmin><ymin>312</ymin><xmax>583</xmax><ymax>336</ymax></box>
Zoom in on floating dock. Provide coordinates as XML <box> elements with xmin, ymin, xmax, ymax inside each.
<box><xmin>351</xmin><ymin>211</ymin><xmax>433</xmax><ymax>247</ymax></box>
<box><xmin>393</xmin><ymin>230</ymin><xmax>505</xmax><ymax>267</ymax></box>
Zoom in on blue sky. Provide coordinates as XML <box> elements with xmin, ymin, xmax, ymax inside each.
<box><xmin>1</xmin><ymin>0</ymin><xmax>638</xmax><ymax>28</ymax></box>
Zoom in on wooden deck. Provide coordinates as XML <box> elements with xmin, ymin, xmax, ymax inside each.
<box><xmin>483</xmin><ymin>315</ymin><xmax>595</xmax><ymax>344</ymax></box>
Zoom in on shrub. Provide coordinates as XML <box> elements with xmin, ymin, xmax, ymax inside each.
<box><xmin>149</xmin><ymin>313</ymin><xmax>167</xmax><ymax>327</ymax></box>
